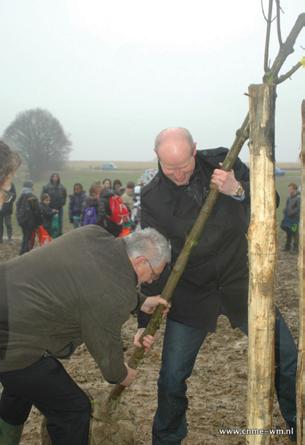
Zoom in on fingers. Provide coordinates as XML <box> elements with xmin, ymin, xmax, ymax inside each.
<box><xmin>133</xmin><ymin>329</ymin><xmax>157</xmax><ymax>352</ymax></box>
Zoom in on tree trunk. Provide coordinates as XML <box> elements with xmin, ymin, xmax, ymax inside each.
<box><xmin>297</xmin><ymin>99</ymin><xmax>305</xmax><ymax>445</ymax></box>
<box><xmin>247</xmin><ymin>83</ymin><xmax>277</xmax><ymax>445</ymax></box>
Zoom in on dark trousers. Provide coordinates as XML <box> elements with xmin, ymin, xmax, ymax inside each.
<box><xmin>285</xmin><ymin>228</ymin><xmax>299</xmax><ymax>250</ymax></box>
<box><xmin>58</xmin><ymin>207</ymin><xmax>64</xmax><ymax>236</ymax></box>
<box><xmin>152</xmin><ymin>310</ymin><xmax>297</xmax><ymax>444</ymax></box>
<box><xmin>0</xmin><ymin>356</ymin><xmax>91</xmax><ymax>445</ymax></box>
<box><xmin>0</xmin><ymin>213</ymin><xmax>12</xmax><ymax>242</ymax></box>
<box><xmin>20</xmin><ymin>227</ymin><xmax>35</xmax><ymax>255</ymax></box>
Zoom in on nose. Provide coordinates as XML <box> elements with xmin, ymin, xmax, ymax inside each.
<box><xmin>173</xmin><ymin>170</ymin><xmax>184</xmax><ymax>181</ymax></box>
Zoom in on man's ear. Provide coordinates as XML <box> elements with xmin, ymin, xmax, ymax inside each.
<box><xmin>193</xmin><ymin>143</ymin><xmax>197</xmax><ymax>157</ymax></box>
<box><xmin>133</xmin><ymin>256</ymin><xmax>146</xmax><ymax>267</ymax></box>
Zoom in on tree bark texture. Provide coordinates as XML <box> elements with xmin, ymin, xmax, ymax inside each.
<box><xmin>297</xmin><ymin>99</ymin><xmax>305</xmax><ymax>445</ymax></box>
<box><xmin>247</xmin><ymin>83</ymin><xmax>277</xmax><ymax>445</ymax></box>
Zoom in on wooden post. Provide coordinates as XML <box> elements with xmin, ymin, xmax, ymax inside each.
<box><xmin>247</xmin><ymin>83</ymin><xmax>277</xmax><ymax>445</ymax></box>
<box><xmin>297</xmin><ymin>99</ymin><xmax>305</xmax><ymax>445</ymax></box>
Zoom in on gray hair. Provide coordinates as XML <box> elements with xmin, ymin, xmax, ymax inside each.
<box><xmin>154</xmin><ymin>127</ymin><xmax>195</xmax><ymax>154</ymax></box>
<box><xmin>123</xmin><ymin>228</ymin><xmax>171</xmax><ymax>268</ymax></box>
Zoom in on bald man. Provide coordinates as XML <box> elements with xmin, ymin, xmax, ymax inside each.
<box><xmin>138</xmin><ymin>128</ymin><xmax>297</xmax><ymax>444</ymax></box>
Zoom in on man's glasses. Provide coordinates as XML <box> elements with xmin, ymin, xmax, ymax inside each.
<box><xmin>146</xmin><ymin>259</ymin><xmax>160</xmax><ymax>281</ymax></box>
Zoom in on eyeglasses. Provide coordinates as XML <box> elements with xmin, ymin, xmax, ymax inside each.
<box><xmin>145</xmin><ymin>259</ymin><xmax>160</xmax><ymax>281</ymax></box>
<box><xmin>0</xmin><ymin>187</ymin><xmax>14</xmax><ymax>204</ymax></box>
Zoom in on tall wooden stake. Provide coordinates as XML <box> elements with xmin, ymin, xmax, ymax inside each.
<box><xmin>297</xmin><ymin>99</ymin><xmax>305</xmax><ymax>445</ymax></box>
<box><xmin>247</xmin><ymin>83</ymin><xmax>277</xmax><ymax>445</ymax></box>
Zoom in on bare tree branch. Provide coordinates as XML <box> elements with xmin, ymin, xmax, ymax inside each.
<box><xmin>276</xmin><ymin>59</ymin><xmax>303</xmax><ymax>84</ymax></box>
<box><xmin>264</xmin><ymin>0</ymin><xmax>274</xmax><ymax>72</ymax></box>
<box><xmin>275</xmin><ymin>0</ymin><xmax>283</xmax><ymax>46</ymax></box>
<box><xmin>261</xmin><ymin>0</ymin><xmax>269</xmax><ymax>22</ymax></box>
<box><xmin>269</xmin><ymin>13</ymin><xmax>305</xmax><ymax>80</ymax></box>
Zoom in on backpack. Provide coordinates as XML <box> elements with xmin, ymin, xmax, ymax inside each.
<box><xmin>17</xmin><ymin>195</ymin><xmax>41</xmax><ymax>228</ymax></box>
<box><xmin>82</xmin><ymin>206</ymin><xmax>97</xmax><ymax>225</ymax></box>
<box><xmin>108</xmin><ymin>195</ymin><xmax>130</xmax><ymax>225</ymax></box>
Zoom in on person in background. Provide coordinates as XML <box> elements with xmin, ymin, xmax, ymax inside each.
<box><xmin>113</xmin><ymin>179</ymin><xmax>123</xmax><ymax>195</ymax></box>
<box><xmin>41</xmin><ymin>173</ymin><xmax>67</xmax><ymax>237</ymax></box>
<box><xmin>81</xmin><ymin>182</ymin><xmax>103</xmax><ymax>226</ymax></box>
<box><xmin>0</xmin><ymin>182</ymin><xmax>16</xmax><ymax>244</ymax></box>
<box><xmin>16</xmin><ymin>180</ymin><xmax>42</xmax><ymax>255</ymax></box>
<box><xmin>40</xmin><ymin>193</ymin><xmax>58</xmax><ymax>237</ymax></box>
<box><xmin>0</xmin><ymin>141</ymin><xmax>21</xmax><ymax>212</ymax></box>
<box><xmin>281</xmin><ymin>182</ymin><xmax>300</xmax><ymax>252</ymax></box>
<box><xmin>69</xmin><ymin>183</ymin><xmax>86</xmax><ymax>229</ymax></box>
<box><xmin>102</xmin><ymin>178</ymin><xmax>112</xmax><ymax>190</ymax></box>
<box><xmin>0</xmin><ymin>226</ymin><xmax>170</xmax><ymax>445</ymax></box>
<box><xmin>121</xmin><ymin>181</ymin><xmax>136</xmax><ymax>215</ymax></box>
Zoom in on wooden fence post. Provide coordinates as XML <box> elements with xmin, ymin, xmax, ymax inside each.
<box><xmin>247</xmin><ymin>83</ymin><xmax>277</xmax><ymax>445</ymax></box>
<box><xmin>297</xmin><ymin>99</ymin><xmax>305</xmax><ymax>445</ymax></box>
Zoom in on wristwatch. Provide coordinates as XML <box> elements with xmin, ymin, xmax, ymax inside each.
<box><xmin>233</xmin><ymin>182</ymin><xmax>244</xmax><ymax>197</ymax></box>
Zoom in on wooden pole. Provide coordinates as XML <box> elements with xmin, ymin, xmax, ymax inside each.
<box><xmin>297</xmin><ymin>99</ymin><xmax>305</xmax><ymax>445</ymax></box>
<box><xmin>247</xmin><ymin>83</ymin><xmax>277</xmax><ymax>445</ymax></box>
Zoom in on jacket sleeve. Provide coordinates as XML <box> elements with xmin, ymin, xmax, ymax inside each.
<box><xmin>11</xmin><ymin>184</ymin><xmax>17</xmax><ymax>204</ymax></box>
<box><xmin>68</xmin><ymin>196</ymin><xmax>73</xmax><ymax>221</ymax></box>
<box><xmin>81</xmin><ymin>308</ymin><xmax>127</xmax><ymax>384</ymax></box>
<box><xmin>62</xmin><ymin>187</ymin><xmax>67</xmax><ymax>206</ymax></box>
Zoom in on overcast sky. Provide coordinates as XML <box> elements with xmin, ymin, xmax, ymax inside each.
<box><xmin>1</xmin><ymin>0</ymin><xmax>304</xmax><ymax>162</ymax></box>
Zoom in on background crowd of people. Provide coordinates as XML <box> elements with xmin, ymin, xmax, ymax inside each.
<box><xmin>0</xmin><ymin>172</ymin><xmax>143</xmax><ymax>255</ymax></box>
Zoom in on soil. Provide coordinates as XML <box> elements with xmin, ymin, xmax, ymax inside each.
<box><xmin>0</xmin><ymin>236</ymin><xmax>299</xmax><ymax>445</ymax></box>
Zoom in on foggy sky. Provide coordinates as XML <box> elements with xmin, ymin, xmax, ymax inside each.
<box><xmin>1</xmin><ymin>0</ymin><xmax>304</xmax><ymax>163</ymax></box>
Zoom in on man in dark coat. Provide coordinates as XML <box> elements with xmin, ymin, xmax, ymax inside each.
<box><xmin>0</xmin><ymin>182</ymin><xmax>16</xmax><ymax>243</ymax></box>
<box><xmin>41</xmin><ymin>173</ymin><xmax>67</xmax><ymax>236</ymax></box>
<box><xmin>0</xmin><ymin>226</ymin><xmax>170</xmax><ymax>445</ymax></box>
<box><xmin>138</xmin><ymin>127</ymin><xmax>297</xmax><ymax>443</ymax></box>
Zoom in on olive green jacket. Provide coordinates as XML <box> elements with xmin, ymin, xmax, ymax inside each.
<box><xmin>0</xmin><ymin>226</ymin><xmax>139</xmax><ymax>383</ymax></box>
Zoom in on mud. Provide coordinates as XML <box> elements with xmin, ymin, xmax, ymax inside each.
<box><xmin>0</xmin><ymin>236</ymin><xmax>299</xmax><ymax>444</ymax></box>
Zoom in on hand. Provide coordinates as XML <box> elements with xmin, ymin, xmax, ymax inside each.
<box><xmin>133</xmin><ymin>328</ymin><xmax>156</xmax><ymax>351</ymax></box>
<box><xmin>140</xmin><ymin>296</ymin><xmax>170</xmax><ymax>315</ymax></box>
<box><xmin>120</xmin><ymin>363</ymin><xmax>137</xmax><ymax>387</ymax></box>
<box><xmin>211</xmin><ymin>166</ymin><xmax>239</xmax><ymax>196</ymax></box>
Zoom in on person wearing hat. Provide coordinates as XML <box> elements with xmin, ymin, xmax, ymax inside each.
<box><xmin>16</xmin><ymin>180</ymin><xmax>42</xmax><ymax>255</ymax></box>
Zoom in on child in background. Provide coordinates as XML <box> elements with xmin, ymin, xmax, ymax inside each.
<box><xmin>81</xmin><ymin>182</ymin><xmax>103</xmax><ymax>226</ymax></box>
<box><xmin>40</xmin><ymin>193</ymin><xmax>58</xmax><ymax>236</ymax></box>
<box><xmin>16</xmin><ymin>180</ymin><xmax>42</xmax><ymax>255</ymax></box>
<box><xmin>69</xmin><ymin>183</ymin><xmax>86</xmax><ymax>229</ymax></box>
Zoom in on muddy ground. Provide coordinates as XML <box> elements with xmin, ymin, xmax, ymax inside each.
<box><xmin>0</xmin><ymin>236</ymin><xmax>299</xmax><ymax>444</ymax></box>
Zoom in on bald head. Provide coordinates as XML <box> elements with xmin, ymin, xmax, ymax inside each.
<box><xmin>154</xmin><ymin>128</ymin><xmax>197</xmax><ymax>186</ymax></box>
<box><xmin>154</xmin><ymin>128</ymin><xmax>195</xmax><ymax>155</ymax></box>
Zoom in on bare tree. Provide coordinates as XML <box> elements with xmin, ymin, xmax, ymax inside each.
<box><xmin>3</xmin><ymin>108</ymin><xmax>72</xmax><ymax>179</ymax></box>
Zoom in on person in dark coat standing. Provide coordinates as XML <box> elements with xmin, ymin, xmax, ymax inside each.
<box><xmin>0</xmin><ymin>182</ymin><xmax>16</xmax><ymax>243</ymax></box>
<box><xmin>68</xmin><ymin>183</ymin><xmax>86</xmax><ymax>228</ymax></box>
<box><xmin>137</xmin><ymin>127</ymin><xmax>297</xmax><ymax>443</ymax></box>
<box><xmin>281</xmin><ymin>182</ymin><xmax>300</xmax><ymax>252</ymax></box>
<box><xmin>16</xmin><ymin>181</ymin><xmax>42</xmax><ymax>255</ymax></box>
<box><xmin>41</xmin><ymin>173</ymin><xmax>67</xmax><ymax>236</ymax></box>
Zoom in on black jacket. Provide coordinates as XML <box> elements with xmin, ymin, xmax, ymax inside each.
<box><xmin>42</xmin><ymin>176</ymin><xmax>67</xmax><ymax>210</ymax></box>
<box><xmin>140</xmin><ymin>148</ymin><xmax>250</xmax><ymax>330</ymax></box>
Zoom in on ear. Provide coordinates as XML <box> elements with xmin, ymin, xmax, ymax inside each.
<box><xmin>193</xmin><ymin>143</ymin><xmax>197</xmax><ymax>157</ymax></box>
<box><xmin>133</xmin><ymin>256</ymin><xmax>146</xmax><ymax>267</ymax></box>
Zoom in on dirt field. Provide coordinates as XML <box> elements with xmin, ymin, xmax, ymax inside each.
<box><xmin>0</xmin><ymin>235</ymin><xmax>299</xmax><ymax>445</ymax></box>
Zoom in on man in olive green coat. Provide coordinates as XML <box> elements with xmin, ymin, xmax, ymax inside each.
<box><xmin>0</xmin><ymin>225</ymin><xmax>170</xmax><ymax>445</ymax></box>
